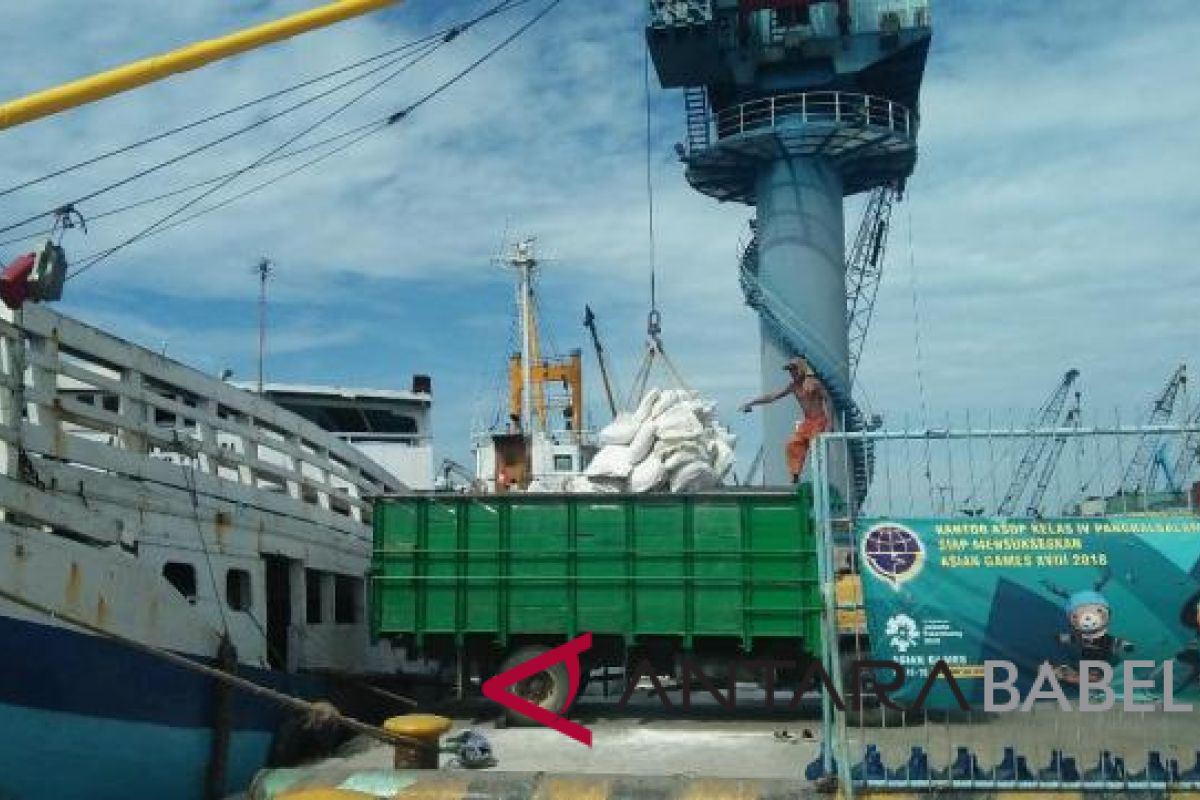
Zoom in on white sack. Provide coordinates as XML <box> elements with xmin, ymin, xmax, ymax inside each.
<box><xmin>663</xmin><ymin>449</ymin><xmax>701</xmax><ymax>474</ymax></box>
<box><xmin>585</xmin><ymin>445</ymin><xmax>634</xmax><ymax>479</ymax></box>
<box><xmin>655</xmin><ymin>405</ymin><xmax>704</xmax><ymax>442</ymax></box>
<box><xmin>627</xmin><ymin>421</ymin><xmax>658</xmax><ymax>464</ymax></box>
<box><xmin>632</xmin><ymin>389</ymin><xmax>661</xmax><ymax>424</ymax></box>
<box><xmin>629</xmin><ymin>455</ymin><xmax>667</xmax><ymax>493</ymax></box>
<box><xmin>709</xmin><ymin>439</ymin><xmax>736</xmax><ymax>481</ymax></box>
<box><xmin>599</xmin><ymin>413</ymin><xmax>639</xmax><ymax>446</ymax></box>
<box><xmin>670</xmin><ymin>461</ymin><xmax>718</xmax><ymax>492</ymax></box>
<box><xmin>650</xmin><ymin>389</ymin><xmax>688</xmax><ymax>419</ymax></box>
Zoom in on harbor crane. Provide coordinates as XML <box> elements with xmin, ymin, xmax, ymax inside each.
<box><xmin>1169</xmin><ymin>399</ymin><xmax>1200</xmax><ymax>491</ymax></box>
<box><xmin>846</xmin><ymin>185</ymin><xmax>898</xmax><ymax>383</ymax></box>
<box><xmin>1025</xmin><ymin>391</ymin><xmax>1082</xmax><ymax>517</ymax></box>
<box><xmin>1119</xmin><ymin>365</ymin><xmax>1187</xmax><ymax>495</ymax></box>
<box><xmin>648</xmin><ymin>0</ymin><xmax>931</xmax><ymax>485</ymax></box>
<box><xmin>996</xmin><ymin>369</ymin><xmax>1080</xmax><ymax>517</ymax></box>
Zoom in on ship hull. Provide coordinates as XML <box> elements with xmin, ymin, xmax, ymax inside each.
<box><xmin>0</xmin><ymin>612</ymin><xmax>305</xmax><ymax>800</ymax></box>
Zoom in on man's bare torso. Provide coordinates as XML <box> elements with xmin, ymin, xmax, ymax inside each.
<box><xmin>792</xmin><ymin>376</ymin><xmax>828</xmax><ymax>420</ymax></box>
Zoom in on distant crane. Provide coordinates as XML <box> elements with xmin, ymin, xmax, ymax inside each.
<box><xmin>1151</xmin><ymin>445</ymin><xmax>1179</xmax><ymax>494</ymax></box>
<box><xmin>1119</xmin><ymin>365</ymin><xmax>1187</xmax><ymax>495</ymax></box>
<box><xmin>997</xmin><ymin>369</ymin><xmax>1081</xmax><ymax>517</ymax></box>
<box><xmin>582</xmin><ymin>305</ymin><xmax>619</xmax><ymax>420</ymax></box>
<box><xmin>1025</xmin><ymin>391</ymin><xmax>1082</xmax><ymax>517</ymax></box>
<box><xmin>1169</xmin><ymin>399</ymin><xmax>1200</xmax><ymax>491</ymax></box>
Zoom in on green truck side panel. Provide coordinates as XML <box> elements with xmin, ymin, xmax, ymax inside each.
<box><xmin>371</xmin><ymin>490</ymin><xmax>821</xmax><ymax>651</ymax></box>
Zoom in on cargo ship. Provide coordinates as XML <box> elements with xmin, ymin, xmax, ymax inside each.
<box><xmin>0</xmin><ymin>305</ymin><xmax>434</xmax><ymax>799</ymax></box>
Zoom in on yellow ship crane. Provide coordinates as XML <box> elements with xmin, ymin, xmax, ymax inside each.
<box><xmin>501</xmin><ymin>239</ymin><xmax>584</xmax><ymax>440</ymax></box>
<box><xmin>0</xmin><ymin>0</ymin><xmax>400</xmax><ymax>131</ymax></box>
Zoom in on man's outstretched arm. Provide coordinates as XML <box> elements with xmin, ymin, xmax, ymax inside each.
<box><xmin>740</xmin><ymin>384</ymin><xmax>793</xmax><ymax>413</ymax></box>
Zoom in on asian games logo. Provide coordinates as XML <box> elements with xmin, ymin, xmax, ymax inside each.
<box><xmin>861</xmin><ymin>522</ymin><xmax>925</xmax><ymax>589</ymax></box>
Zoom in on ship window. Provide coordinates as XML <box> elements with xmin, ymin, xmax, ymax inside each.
<box><xmin>553</xmin><ymin>454</ymin><xmax>574</xmax><ymax>472</ymax></box>
<box><xmin>305</xmin><ymin>568</ymin><xmax>323</xmax><ymax>623</ymax></box>
<box><xmin>226</xmin><ymin>569</ymin><xmax>252</xmax><ymax>612</ymax></box>
<box><xmin>278</xmin><ymin>403</ymin><xmax>367</xmax><ymax>433</ymax></box>
<box><xmin>362</xmin><ymin>409</ymin><xmax>418</xmax><ymax>434</ymax></box>
<box><xmin>334</xmin><ymin>576</ymin><xmax>361</xmax><ymax>624</ymax></box>
<box><xmin>102</xmin><ymin>395</ymin><xmax>120</xmax><ymax>412</ymax></box>
<box><xmin>775</xmin><ymin>7</ymin><xmax>809</xmax><ymax>27</ymax></box>
<box><xmin>163</xmin><ymin>562</ymin><xmax>197</xmax><ymax>602</ymax></box>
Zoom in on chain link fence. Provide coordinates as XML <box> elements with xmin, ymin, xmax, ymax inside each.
<box><xmin>810</xmin><ymin>421</ymin><xmax>1200</xmax><ymax>794</ymax></box>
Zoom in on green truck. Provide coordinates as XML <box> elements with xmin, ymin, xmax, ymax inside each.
<box><xmin>370</xmin><ymin>488</ymin><xmax>824</xmax><ymax>720</ymax></box>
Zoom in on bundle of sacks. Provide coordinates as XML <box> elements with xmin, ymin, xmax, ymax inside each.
<box><xmin>572</xmin><ymin>388</ymin><xmax>736</xmax><ymax>493</ymax></box>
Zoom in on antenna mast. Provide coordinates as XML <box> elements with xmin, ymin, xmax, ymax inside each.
<box><xmin>255</xmin><ymin>258</ymin><xmax>273</xmax><ymax>395</ymax></box>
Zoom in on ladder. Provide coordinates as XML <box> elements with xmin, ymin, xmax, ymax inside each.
<box><xmin>684</xmin><ymin>86</ymin><xmax>711</xmax><ymax>153</ymax></box>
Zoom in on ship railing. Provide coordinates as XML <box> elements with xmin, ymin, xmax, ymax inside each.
<box><xmin>712</xmin><ymin>91</ymin><xmax>914</xmax><ymax>143</ymax></box>
<box><xmin>808</xmin><ymin>419</ymin><xmax>1200</xmax><ymax>797</ymax></box>
<box><xmin>0</xmin><ymin>305</ymin><xmax>405</xmax><ymax>551</ymax></box>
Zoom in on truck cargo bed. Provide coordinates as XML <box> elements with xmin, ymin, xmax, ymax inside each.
<box><xmin>370</xmin><ymin>489</ymin><xmax>821</xmax><ymax>653</ymax></box>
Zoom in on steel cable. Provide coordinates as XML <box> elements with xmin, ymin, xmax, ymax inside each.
<box><xmin>68</xmin><ymin>0</ymin><xmax>568</xmax><ymax>281</ymax></box>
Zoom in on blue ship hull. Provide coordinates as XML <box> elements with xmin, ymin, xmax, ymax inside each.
<box><xmin>0</xmin><ymin>612</ymin><xmax>315</xmax><ymax>800</ymax></box>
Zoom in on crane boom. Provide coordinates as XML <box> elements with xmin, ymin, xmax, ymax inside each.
<box><xmin>1119</xmin><ymin>365</ymin><xmax>1187</xmax><ymax>494</ymax></box>
<box><xmin>997</xmin><ymin>369</ymin><xmax>1080</xmax><ymax>516</ymax></box>
<box><xmin>583</xmin><ymin>305</ymin><xmax>619</xmax><ymax>419</ymax></box>
<box><xmin>0</xmin><ymin>0</ymin><xmax>400</xmax><ymax>130</ymax></box>
<box><xmin>1025</xmin><ymin>395</ymin><xmax>1081</xmax><ymax>516</ymax></box>
<box><xmin>845</xmin><ymin>185</ymin><xmax>897</xmax><ymax>382</ymax></box>
<box><xmin>1170</xmin><ymin>400</ymin><xmax>1200</xmax><ymax>489</ymax></box>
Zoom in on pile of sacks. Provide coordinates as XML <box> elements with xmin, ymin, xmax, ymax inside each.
<box><xmin>570</xmin><ymin>388</ymin><xmax>736</xmax><ymax>493</ymax></box>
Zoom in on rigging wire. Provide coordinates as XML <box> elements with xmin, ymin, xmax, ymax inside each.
<box><xmin>67</xmin><ymin>0</ymin><xmax>567</xmax><ymax>281</ymax></box>
<box><xmin>0</xmin><ymin>38</ymin><xmax>441</xmax><ymax>239</ymax></box>
<box><xmin>65</xmin><ymin>47</ymin><xmax>435</xmax><ymax>280</ymax></box>
<box><xmin>0</xmin><ymin>0</ymin><xmax>531</xmax><ymax>238</ymax></box>
<box><xmin>0</xmin><ymin>32</ymin><xmax>442</xmax><ymax>201</ymax></box>
<box><xmin>0</xmin><ymin>130</ymin><xmax>369</xmax><ymax>249</ymax></box>
<box><xmin>905</xmin><ymin>199</ymin><xmax>935</xmax><ymax>499</ymax></box>
<box><xmin>643</xmin><ymin>43</ymin><xmax>659</xmax><ymax>322</ymax></box>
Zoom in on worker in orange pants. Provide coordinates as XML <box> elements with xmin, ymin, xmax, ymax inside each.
<box><xmin>740</xmin><ymin>356</ymin><xmax>831</xmax><ymax>483</ymax></box>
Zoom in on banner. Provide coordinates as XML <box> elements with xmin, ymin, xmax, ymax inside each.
<box><xmin>857</xmin><ymin>516</ymin><xmax>1200</xmax><ymax>708</ymax></box>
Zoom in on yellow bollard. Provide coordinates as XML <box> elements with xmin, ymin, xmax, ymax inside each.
<box><xmin>383</xmin><ymin>714</ymin><xmax>452</xmax><ymax>769</ymax></box>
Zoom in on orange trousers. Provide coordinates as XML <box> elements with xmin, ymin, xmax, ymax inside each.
<box><xmin>786</xmin><ymin>414</ymin><xmax>829</xmax><ymax>480</ymax></box>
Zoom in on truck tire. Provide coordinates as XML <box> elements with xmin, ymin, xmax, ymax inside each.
<box><xmin>496</xmin><ymin>645</ymin><xmax>571</xmax><ymax>727</ymax></box>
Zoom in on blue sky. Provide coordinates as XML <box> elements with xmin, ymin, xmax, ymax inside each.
<box><xmin>1</xmin><ymin>1</ymin><xmax>1198</xmax><ymax>470</ymax></box>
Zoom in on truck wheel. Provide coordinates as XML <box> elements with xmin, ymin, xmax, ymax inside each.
<box><xmin>496</xmin><ymin>645</ymin><xmax>570</xmax><ymax>727</ymax></box>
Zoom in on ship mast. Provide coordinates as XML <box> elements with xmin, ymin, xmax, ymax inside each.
<box><xmin>510</xmin><ymin>239</ymin><xmax>539</xmax><ymax>434</ymax></box>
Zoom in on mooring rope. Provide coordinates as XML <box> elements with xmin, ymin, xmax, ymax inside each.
<box><xmin>0</xmin><ymin>586</ymin><xmax>427</xmax><ymax>751</ymax></box>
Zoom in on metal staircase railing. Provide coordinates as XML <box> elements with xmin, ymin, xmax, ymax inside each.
<box><xmin>684</xmin><ymin>86</ymin><xmax>711</xmax><ymax>153</ymax></box>
<box><xmin>738</xmin><ymin>230</ymin><xmax>874</xmax><ymax>502</ymax></box>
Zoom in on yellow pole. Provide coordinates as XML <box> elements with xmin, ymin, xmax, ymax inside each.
<box><xmin>0</xmin><ymin>0</ymin><xmax>400</xmax><ymax>131</ymax></box>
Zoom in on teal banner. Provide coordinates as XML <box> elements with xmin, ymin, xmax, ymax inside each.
<box><xmin>857</xmin><ymin>516</ymin><xmax>1200</xmax><ymax>707</ymax></box>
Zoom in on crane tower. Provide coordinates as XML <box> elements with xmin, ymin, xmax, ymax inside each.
<box><xmin>647</xmin><ymin>0</ymin><xmax>931</xmax><ymax>484</ymax></box>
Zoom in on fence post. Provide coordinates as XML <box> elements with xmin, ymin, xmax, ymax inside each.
<box><xmin>813</xmin><ymin>433</ymin><xmax>854</xmax><ymax>796</ymax></box>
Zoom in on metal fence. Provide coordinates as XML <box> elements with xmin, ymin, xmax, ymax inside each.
<box><xmin>810</xmin><ymin>422</ymin><xmax>1200</xmax><ymax>795</ymax></box>
<box><xmin>714</xmin><ymin>91</ymin><xmax>915</xmax><ymax>143</ymax></box>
